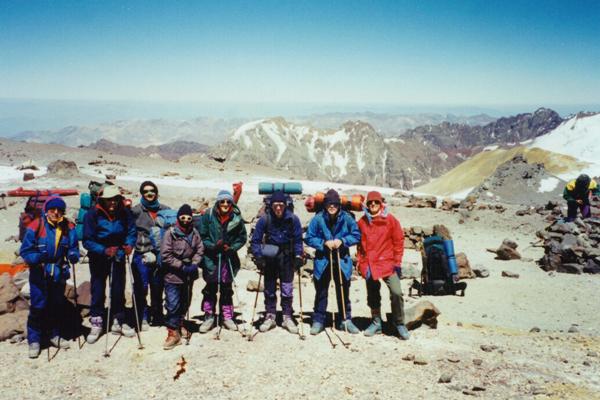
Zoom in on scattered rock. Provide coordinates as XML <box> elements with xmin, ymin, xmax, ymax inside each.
<box><xmin>567</xmin><ymin>325</ymin><xmax>579</xmax><ymax>333</ymax></box>
<box><xmin>587</xmin><ymin>351</ymin><xmax>598</xmax><ymax>357</ymax></box>
<box><xmin>583</xmin><ymin>360</ymin><xmax>591</xmax><ymax>367</ymax></box>
<box><xmin>472</xmin><ymin>267</ymin><xmax>489</xmax><ymax>278</ymax></box>
<box><xmin>480</xmin><ymin>344</ymin><xmax>497</xmax><ymax>352</ymax></box>
<box><xmin>23</xmin><ymin>172</ymin><xmax>35</xmax><ymax>181</ymax></box>
<box><xmin>405</xmin><ymin>195</ymin><xmax>437</xmax><ymax>208</ymax></box>
<box><xmin>501</xmin><ymin>270</ymin><xmax>520</xmax><ymax>278</ymax></box>
<box><xmin>402</xmin><ymin>354</ymin><xmax>415</xmax><ymax>361</ymax></box>
<box><xmin>413</xmin><ymin>357</ymin><xmax>428</xmax><ymax>366</ymax></box>
<box><xmin>529</xmin><ymin>327</ymin><xmax>541</xmax><ymax>333</ymax></box>
<box><xmin>473</xmin><ymin>359</ymin><xmax>483</xmax><ymax>366</ymax></box>
<box><xmin>438</xmin><ymin>373</ymin><xmax>453</xmax><ymax>383</ymax></box>
<box><xmin>246</xmin><ymin>280</ymin><xmax>264</xmax><ymax>292</ymax></box>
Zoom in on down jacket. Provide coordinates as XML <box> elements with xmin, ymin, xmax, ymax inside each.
<box><xmin>197</xmin><ymin>203</ymin><xmax>247</xmax><ymax>276</ymax></box>
<box><xmin>304</xmin><ymin>210</ymin><xmax>361</xmax><ymax>280</ymax></box>
<box><xmin>82</xmin><ymin>204</ymin><xmax>136</xmax><ymax>259</ymax></box>
<box><xmin>357</xmin><ymin>205</ymin><xmax>404</xmax><ymax>281</ymax></box>
<box><xmin>160</xmin><ymin>225</ymin><xmax>204</xmax><ymax>284</ymax></box>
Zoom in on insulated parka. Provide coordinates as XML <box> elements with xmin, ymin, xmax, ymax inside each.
<box><xmin>197</xmin><ymin>203</ymin><xmax>247</xmax><ymax>276</ymax></box>
<box><xmin>250</xmin><ymin>208</ymin><xmax>303</xmax><ymax>258</ymax></box>
<box><xmin>357</xmin><ymin>205</ymin><xmax>404</xmax><ymax>281</ymax></box>
<box><xmin>304</xmin><ymin>210</ymin><xmax>361</xmax><ymax>280</ymax></box>
<box><xmin>20</xmin><ymin>217</ymin><xmax>80</xmax><ymax>268</ymax></box>
<box><xmin>82</xmin><ymin>205</ymin><xmax>136</xmax><ymax>258</ymax></box>
<box><xmin>160</xmin><ymin>225</ymin><xmax>204</xmax><ymax>284</ymax></box>
<box><xmin>131</xmin><ymin>202</ymin><xmax>170</xmax><ymax>253</ymax></box>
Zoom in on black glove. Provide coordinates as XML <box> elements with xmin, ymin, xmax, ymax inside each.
<box><xmin>394</xmin><ymin>266</ymin><xmax>402</xmax><ymax>279</ymax></box>
<box><xmin>293</xmin><ymin>256</ymin><xmax>304</xmax><ymax>271</ymax></box>
<box><xmin>254</xmin><ymin>256</ymin><xmax>266</xmax><ymax>272</ymax></box>
<box><xmin>183</xmin><ymin>264</ymin><xmax>199</xmax><ymax>280</ymax></box>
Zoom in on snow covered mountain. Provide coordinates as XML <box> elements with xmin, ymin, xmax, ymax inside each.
<box><xmin>217</xmin><ymin>118</ymin><xmax>389</xmax><ymax>185</ymax></box>
<box><xmin>212</xmin><ymin>117</ymin><xmax>465</xmax><ymax>188</ymax></box>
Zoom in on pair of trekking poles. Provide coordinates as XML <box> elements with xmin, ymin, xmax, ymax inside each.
<box><xmin>246</xmin><ymin>261</ymin><xmax>307</xmax><ymax>342</ymax></box>
<box><xmin>103</xmin><ymin>254</ymin><xmax>144</xmax><ymax>358</ymax></box>
<box><xmin>45</xmin><ymin>259</ymin><xmax>83</xmax><ymax>363</ymax></box>
<box><xmin>323</xmin><ymin>248</ymin><xmax>351</xmax><ymax>349</ymax></box>
<box><xmin>210</xmin><ymin>252</ymin><xmax>249</xmax><ymax>341</ymax></box>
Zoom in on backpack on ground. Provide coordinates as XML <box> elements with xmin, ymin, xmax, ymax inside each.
<box><xmin>75</xmin><ymin>181</ymin><xmax>104</xmax><ymax>241</ymax></box>
<box><xmin>411</xmin><ymin>235</ymin><xmax>466</xmax><ymax>296</ymax></box>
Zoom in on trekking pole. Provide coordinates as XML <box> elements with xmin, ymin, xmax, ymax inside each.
<box><xmin>126</xmin><ymin>255</ymin><xmax>144</xmax><ymax>350</ymax></box>
<box><xmin>214</xmin><ymin>253</ymin><xmax>222</xmax><ymax>340</ymax></box>
<box><xmin>297</xmin><ymin>268</ymin><xmax>306</xmax><ymax>340</ymax></box>
<box><xmin>328</xmin><ymin>250</ymin><xmax>350</xmax><ymax>349</ymax></box>
<box><xmin>185</xmin><ymin>277</ymin><xmax>191</xmax><ymax>345</ymax></box>
<box><xmin>104</xmin><ymin>260</ymin><xmax>114</xmax><ymax>358</ymax></box>
<box><xmin>70</xmin><ymin>261</ymin><xmax>82</xmax><ymax>349</ymax></box>
<box><xmin>335</xmin><ymin>249</ymin><xmax>349</xmax><ymax>337</ymax></box>
<box><xmin>227</xmin><ymin>258</ymin><xmax>248</xmax><ymax>337</ymax></box>
<box><xmin>289</xmin><ymin>231</ymin><xmax>305</xmax><ymax>340</ymax></box>
<box><xmin>247</xmin><ymin>272</ymin><xmax>262</xmax><ymax>342</ymax></box>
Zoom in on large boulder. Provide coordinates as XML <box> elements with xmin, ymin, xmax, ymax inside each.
<box><xmin>405</xmin><ymin>300</ymin><xmax>441</xmax><ymax>330</ymax></box>
<box><xmin>46</xmin><ymin>160</ymin><xmax>79</xmax><ymax>177</ymax></box>
<box><xmin>0</xmin><ymin>309</ymin><xmax>27</xmax><ymax>342</ymax></box>
<box><xmin>457</xmin><ymin>252</ymin><xmax>475</xmax><ymax>279</ymax></box>
<box><xmin>0</xmin><ymin>274</ymin><xmax>20</xmax><ymax>315</ymax></box>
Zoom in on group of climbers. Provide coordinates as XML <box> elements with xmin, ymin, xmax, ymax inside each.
<box><xmin>20</xmin><ymin>173</ymin><xmax>596</xmax><ymax>358</ymax></box>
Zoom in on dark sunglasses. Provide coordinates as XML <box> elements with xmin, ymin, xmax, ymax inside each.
<box><xmin>219</xmin><ymin>200</ymin><xmax>232</xmax><ymax>205</ymax></box>
<box><xmin>178</xmin><ymin>215</ymin><xmax>193</xmax><ymax>222</ymax></box>
<box><xmin>366</xmin><ymin>200</ymin><xmax>381</xmax><ymax>206</ymax></box>
<box><xmin>142</xmin><ymin>189</ymin><xmax>156</xmax><ymax>195</ymax></box>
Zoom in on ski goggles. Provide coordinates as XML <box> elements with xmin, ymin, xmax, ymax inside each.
<box><xmin>178</xmin><ymin>215</ymin><xmax>193</xmax><ymax>222</ymax></box>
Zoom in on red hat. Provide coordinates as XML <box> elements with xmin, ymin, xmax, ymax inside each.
<box><xmin>366</xmin><ymin>191</ymin><xmax>383</xmax><ymax>203</ymax></box>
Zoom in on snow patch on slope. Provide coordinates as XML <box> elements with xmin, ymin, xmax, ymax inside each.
<box><xmin>531</xmin><ymin>114</ymin><xmax>600</xmax><ymax>164</ymax></box>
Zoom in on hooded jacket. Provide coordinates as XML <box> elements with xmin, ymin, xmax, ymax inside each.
<box><xmin>160</xmin><ymin>224</ymin><xmax>204</xmax><ymax>284</ymax></box>
<box><xmin>250</xmin><ymin>208</ymin><xmax>303</xmax><ymax>258</ymax></box>
<box><xmin>304</xmin><ymin>209</ymin><xmax>361</xmax><ymax>280</ymax></box>
<box><xmin>563</xmin><ymin>178</ymin><xmax>599</xmax><ymax>204</ymax></box>
<box><xmin>357</xmin><ymin>205</ymin><xmax>404</xmax><ymax>280</ymax></box>
<box><xmin>82</xmin><ymin>205</ymin><xmax>136</xmax><ymax>258</ymax></box>
<box><xmin>20</xmin><ymin>217</ymin><xmax>79</xmax><ymax>267</ymax></box>
<box><xmin>132</xmin><ymin>202</ymin><xmax>170</xmax><ymax>253</ymax></box>
<box><xmin>197</xmin><ymin>203</ymin><xmax>247</xmax><ymax>276</ymax></box>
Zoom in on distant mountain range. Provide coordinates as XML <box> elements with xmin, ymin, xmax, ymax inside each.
<box><xmin>291</xmin><ymin>112</ymin><xmax>496</xmax><ymax>136</ymax></box>
<box><xmin>11</xmin><ymin>112</ymin><xmax>497</xmax><ymax>147</ymax></box>
<box><xmin>211</xmin><ymin>109</ymin><xmax>566</xmax><ymax>189</ymax></box>
<box><xmin>12</xmin><ymin>117</ymin><xmax>248</xmax><ymax>147</ymax></box>
<box><xmin>84</xmin><ymin>139</ymin><xmax>210</xmax><ymax>160</ymax></box>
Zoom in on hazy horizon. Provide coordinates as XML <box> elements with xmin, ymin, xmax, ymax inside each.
<box><xmin>1</xmin><ymin>97</ymin><xmax>599</xmax><ymax>136</ymax></box>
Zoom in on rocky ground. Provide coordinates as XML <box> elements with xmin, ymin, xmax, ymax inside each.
<box><xmin>0</xmin><ymin>138</ymin><xmax>599</xmax><ymax>399</ymax></box>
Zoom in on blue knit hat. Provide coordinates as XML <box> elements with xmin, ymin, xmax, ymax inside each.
<box><xmin>44</xmin><ymin>196</ymin><xmax>66</xmax><ymax>213</ymax></box>
<box><xmin>270</xmin><ymin>190</ymin><xmax>286</xmax><ymax>204</ymax></box>
<box><xmin>216</xmin><ymin>190</ymin><xmax>234</xmax><ymax>203</ymax></box>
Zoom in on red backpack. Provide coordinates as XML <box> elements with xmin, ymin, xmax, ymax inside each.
<box><xmin>18</xmin><ymin>193</ymin><xmax>54</xmax><ymax>241</ymax></box>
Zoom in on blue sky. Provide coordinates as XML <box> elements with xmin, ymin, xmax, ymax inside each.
<box><xmin>0</xmin><ymin>0</ymin><xmax>599</xmax><ymax>113</ymax></box>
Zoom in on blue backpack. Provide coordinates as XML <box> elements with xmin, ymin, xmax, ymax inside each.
<box><xmin>149</xmin><ymin>209</ymin><xmax>179</xmax><ymax>253</ymax></box>
<box><xmin>76</xmin><ymin>181</ymin><xmax>104</xmax><ymax>241</ymax></box>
